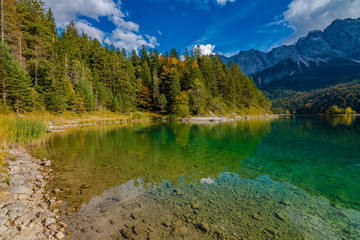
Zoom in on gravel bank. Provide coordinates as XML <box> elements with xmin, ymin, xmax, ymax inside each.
<box><xmin>0</xmin><ymin>148</ymin><xmax>65</xmax><ymax>240</ymax></box>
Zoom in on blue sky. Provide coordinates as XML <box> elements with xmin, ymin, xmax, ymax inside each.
<box><xmin>45</xmin><ymin>0</ymin><xmax>360</xmax><ymax>56</ymax></box>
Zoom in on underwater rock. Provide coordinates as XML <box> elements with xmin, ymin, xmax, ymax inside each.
<box><xmin>192</xmin><ymin>202</ymin><xmax>202</xmax><ymax>209</ymax></box>
<box><xmin>80</xmin><ymin>184</ymin><xmax>90</xmax><ymax>189</ymax></box>
<box><xmin>133</xmin><ymin>223</ymin><xmax>146</xmax><ymax>235</ymax></box>
<box><xmin>130</xmin><ymin>212</ymin><xmax>139</xmax><ymax>220</ymax></box>
<box><xmin>265</xmin><ymin>228</ymin><xmax>279</xmax><ymax>235</ymax></box>
<box><xmin>197</xmin><ymin>222</ymin><xmax>210</xmax><ymax>233</ymax></box>
<box><xmin>163</xmin><ymin>220</ymin><xmax>172</xmax><ymax>227</ymax></box>
<box><xmin>122</xmin><ymin>228</ymin><xmax>133</xmax><ymax>239</ymax></box>
<box><xmin>275</xmin><ymin>212</ymin><xmax>286</xmax><ymax>222</ymax></box>
<box><xmin>171</xmin><ymin>225</ymin><xmax>188</xmax><ymax>236</ymax></box>
<box><xmin>280</xmin><ymin>200</ymin><xmax>291</xmax><ymax>206</ymax></box>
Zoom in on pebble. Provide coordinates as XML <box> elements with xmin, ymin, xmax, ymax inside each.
<box><xmin>55</xmin><ymin>231</ymin><xmax>65</xmax><ymax>239</ymax></box>
<box><xmin>275</xmin><ymin>212</ymin><xmax>286</xmax><ymax>222</ymax></box>
<box><xmin>130</xmin><ymin>212</ymin><xmax>139</xmax><ymax>220</ymax></box>
<box><xmin>266</xmin><ymin>228</ymin><xmax>280</xmax><ymax>235</ymax></box>
<box><xmin>133</xmin><ymin>223</ymin><xmax>146</xmax><ymax>235</ymax></box>
<box><xmin>163</xmin><ymin>221</ymin><xmax>172</xmax><ymax>227</ymax></box>
<box><xmin>80</xmin><ymin>184</ymin><xmax>91</xmax><ymax>189</ymax></box>
<box><xmin>52</xmin><ymin>189</ymin><xmax>61</xmax><ymax>194</ymax></box>
<box><xmin>198</xmin><ymin>222</ymin><xmax>210</xmax><ymax>233</ymax></box>
<box><xmin>122</xmin><ymin>228</ymin><xmax>133</xmax><ymax>239</ymax></box>
<box><xmin>45</xmin><ymin>218</ymin><xmax>56</xmax><ymax>227</ymax></box>
<box><xmin>192</xmin><ymin>202</ymin><xmax>202</xmax><ymax>209</ymax></box>
<box><xmin>0</xmin><ymin>149</ymin><xmax>60</xmax><ymax>240</ymax></box>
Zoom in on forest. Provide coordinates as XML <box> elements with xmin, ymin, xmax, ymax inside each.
<box><xmin>0</xmin><ymin>0</ymin><xmax>270</xmax><ymax>117</ymax></box>
<box><xmin>268</xmin><ymin>80</ymin><xmax>360</xmax><ymax>114</ymax></box>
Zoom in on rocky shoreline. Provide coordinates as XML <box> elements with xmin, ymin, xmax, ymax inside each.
<box><xmin>0</xmin><ymin>148</ymin><xmax>66</xmax><ymax>240</ymax></box>
<box><xmin>182</xmin><ymin>114</ymin><xmax>279</xmax><ymax>123</ymax></box>
<box><xmin>48</xmin><ymin>120</ymin><xmax>130</xmax><ymax>132</ymax></box>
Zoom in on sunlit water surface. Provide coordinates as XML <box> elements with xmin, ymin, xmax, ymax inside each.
<box><xmin>32</xmin><ymin>116</ymin><xmax>360</xmax><ymax>239</ymax></box>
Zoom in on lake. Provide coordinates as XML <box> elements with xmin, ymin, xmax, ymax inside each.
<box><xmin>32</xmin><ymin>116</ymin><xmax>360</xmax><ymax>239</ymax></box>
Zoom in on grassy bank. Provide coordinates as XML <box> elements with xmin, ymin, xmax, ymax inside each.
<box><xmin>0</xmin><ymin>111</ymin><xmax>162</xmax><ymax>147</ymax></box>
<box><xmin>0</xmin><ymin>117</ymin><xmax>47</xmax><ymax>147</ymax></box>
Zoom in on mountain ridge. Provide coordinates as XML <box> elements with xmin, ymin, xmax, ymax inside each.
<box><xmin>220</xmin><ymin>18</ymin><xmax>360</xmax><ymax>79</ymax></box>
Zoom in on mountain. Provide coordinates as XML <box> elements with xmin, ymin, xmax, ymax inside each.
<box><xmin>220</xmin><ymin>18</ymin><xmax>360</xmax><ymax>90</ymax></box>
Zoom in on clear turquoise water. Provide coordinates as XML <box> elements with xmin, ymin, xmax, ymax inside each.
<box><xmin>32</xmin><ymin>116</ymin><xmax>360</xmax><ymax>239</ymax></box>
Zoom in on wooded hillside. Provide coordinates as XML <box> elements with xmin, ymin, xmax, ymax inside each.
<box><xmin>0</xmin><ymin>0</ymin><xmax>270</xmax><ymax>116</ymax></box>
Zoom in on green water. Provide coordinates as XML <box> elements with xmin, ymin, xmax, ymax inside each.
<box><xmin>32</xmin><ymin>116</ymin><xmax>360</xmax><ymax>239</ymax></box>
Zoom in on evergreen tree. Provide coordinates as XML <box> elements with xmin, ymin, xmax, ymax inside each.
<box><xmin>139</xmin><ymin>60</ymin><xmax>152</xmax><ymax>91</ymax></box>
<box><xmin>161</xmin><ymin>57</ymin><xmax>181</xmax><ymax>112</ymax></box>
<box><xmin>0</xmin><ymin>1</ymin><xmax>270</xmax><ymax>115</ymax></box>
<box><xmin>152</xmin><ymin>69</ymin><xmax>160</xmax><ymax>108</ymax></box>
<box><xmin>0</xmin><ymin>42</ymin><xmax>32</xmax><ymax>113</ymax></box>
<box><xmin>189</xmin><ymin>78</ymin><xmax>207</xmax><ymax>115</ymax></box>
<box><xmin>77</xmin><ymin>77</ymin><xmax>95</xmax><ymax>112</ymax></box>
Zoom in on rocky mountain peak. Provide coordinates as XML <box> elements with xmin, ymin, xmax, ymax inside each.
<box><xmin>221</xmin><ymin>18</ymin><xmax>360</xmax><ymax>75</ymax></box>
<box><xmin>323</xmin><ymin>18</ymin><xmax>360</xmax><ymax>59</ymax></box>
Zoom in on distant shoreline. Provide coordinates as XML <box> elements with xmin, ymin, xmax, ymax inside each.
<box><xmin>181</xmin><ymin>114</ymin><xmax>279</xmax><ymax>123</ymax></box>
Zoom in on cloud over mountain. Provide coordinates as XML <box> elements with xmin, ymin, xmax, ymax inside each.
<box><xmin>282</xmin><ymin>0</ymin><xmax>360</xmax><ymax>44</ymax></box>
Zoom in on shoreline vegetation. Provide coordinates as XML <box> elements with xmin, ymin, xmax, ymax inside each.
<box><xmin>1</xmin><ymin>111</ymin><xmax>357</xmax><ymax>148</ymax></box>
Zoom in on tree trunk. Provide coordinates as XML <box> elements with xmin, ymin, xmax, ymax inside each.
<box><xmin>2</xmin><ymin>77</ymin><xmax>5</xmax><ymax>105</ymax></box>
<box><xmin>82</xmin><ymin>60</ymin><xmax>84</xmax><ymax>79</ymax></box>
<box><xmin>65</xmin><ymin>53</ymin><xmax>68</xmax><ymax>81</ymax></box>
<box><xmin>1</xmin><ymin>0</ymin><xmax>4</xmax><ymax>43</ymax></box>
<box><xmin>19</xmin><ymin>34</ymin><xmax>22</xmax><ymax>61</ymax></box>
<box><xmin>112</xmin><ymin>65</ymin><xmax>115</xmax><ymax>94</ymax></box>
<box><xmin>16</xmin><ymin>98</ymin><xmax>19</xmax><ymax>114</ymax></box>
<box><xmin>35</xmin><ymin>30</ymin><xmax>38</xmax><ymax>86</ymax></box>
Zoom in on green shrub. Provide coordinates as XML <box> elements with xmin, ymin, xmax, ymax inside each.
<box><xmin>175</xmin><ymin>104</ymin><xmax>190</xmax><ymax>117</ymax></box>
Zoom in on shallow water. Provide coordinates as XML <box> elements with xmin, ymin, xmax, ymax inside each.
<box><xmin>32</xmin><ymin>116</ymin><xmax>360</xmax><ymax>239</ymax></box>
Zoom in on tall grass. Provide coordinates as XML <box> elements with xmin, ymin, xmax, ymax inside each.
<box><xmin>0</xmin><ymin>117</ymin><xmax>46</xmax><ymax>147</ymax></box>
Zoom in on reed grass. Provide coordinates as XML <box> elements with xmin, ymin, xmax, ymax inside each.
<box><xmin>0</xmin><ymin>110</ymin><xmax>160</xmax><ymax>147</ymax></box>
<box><xmin>0</xmin><ymin>117</ymin><xmax>47</xmax><ymax>147</ymax></box>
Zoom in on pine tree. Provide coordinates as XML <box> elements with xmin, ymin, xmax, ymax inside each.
<box><xmin>200</xmin><ymin>56</ymin><xmax>218</xmax><ymax>97</ymax></box>
<box><xmin>1</xmin><ymin>0</ymin><xmax>23</xmax><ymax>57</ymax></box>
<box><xmin>158</xmin><ymin>94</ymin><xmax>167</xmax><ymax>114</ymax></box>
<box><xmin>189</xmin><ymin>78</ymin><xmax>207</xmax><ymax>115</ymax></box>
<box><xmin>161</xmin><ymin>57</ymin><xmax>181</xmax><ymax>112</ymax></box>
<box><xmin>0</xmin><ymin>42</ymin><xmax>33</xmax><ymax>113</ymax></box>
<box><xmin>20</xmin><ymin>0</ymin><xmax>53</xmax><ymax>89</ymax></box>
<box><xmin>139</xmin><ymin>60</ymin><xmax>152</xmax><ymax>92</ymax></box>
<box><xmin>152</xmin><ymin>69</ymin><xmax>160</xmax><ymax>108</ymax></box>
<box><xmin>77</xmin><ymin>77</ymin><xmax>95</xmax><ymax>112</ymax></box>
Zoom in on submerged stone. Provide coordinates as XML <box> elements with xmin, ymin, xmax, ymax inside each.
<box><xmin>197</xmin><ymin>222</ymin><xmax>210</xmax><ymax>233</ymax></box>
<box><xmin>275</xmin><ymin>212</ymin><xmax>286</xmax><ymax>222</ymax></box>
<box><xmin>122</xmin><ymin>228</ymin><xmax>133</xmax><ymax>239</ymax></box>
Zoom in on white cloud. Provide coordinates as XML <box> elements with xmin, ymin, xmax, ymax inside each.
<box><xmin>216</xmin><ymin>0</ymin><xmax>236</xmax><ymax>6</ymax></box>
<box><xmin>75</xmin><ymin>20</ymin><xmax>105</xmax><ymax>42</ymax></box>
<box><xmin>45</xmin><ymin>0</ymin><xmax>122</xmax><ymax>27</ymax></box>
<box><xmin>44</xmin><ymin>0</ymin><xmax>159</xmax><ymax>52</ymax></box>
<box><xmin>149</xmin><ymin>0</ymin><xmax>236</xmax><ymax>9</ymax></box>
<box><xmin>194</xmin><ymin>44</ymin><xmax>216</xmax><ymax>55</ymax></box>
<box><xmin>281</xmin><ymin>0</ymin><xmax>360</xmax><ymax>44</ymax></box>
<box><xmin>222</xmin><ymin>50</ymin><xmax>239</xmax><ymax>57</ymax></box>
